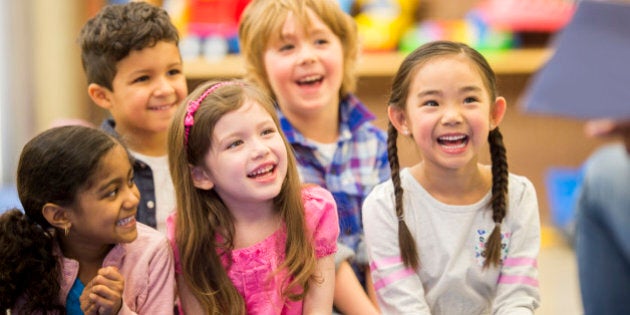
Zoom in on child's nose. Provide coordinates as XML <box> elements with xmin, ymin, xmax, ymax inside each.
<box><xmin>298</xmin><ymin>45</ymin><xmax>316</xmax><ymax>65</ymax></box>
<box><xmin>123</xmin><ymin>184</ymin><xmax>141</xmax><ymax>209</ymax></box>
<box><xmin>441</xmin><ymin>105</ymin><xmax>464</xmax><ymax>125</ymax></box>
<box><xmin>251</xmin><ymin>139</ymin><xmax>271</xmax><ymax>159</ymax></box>
<box><xmin>154</xmin><ymin>76</ymin><xmax>176</xmax><ymax>95</ymax></box>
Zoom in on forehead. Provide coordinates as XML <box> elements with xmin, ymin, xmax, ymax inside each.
<box><xmin>213</xmin><ymin>101</ymin><xmax>273</xmax><ymax>135</ymax></box>
<box><xmin>274</xmin><ymin>9</ymin><xmax>331</xmax><ymax>40</ymax></box>
<box><xmin>410</xmin><ymin>55</ymin><xmax>487</xmax><ymax>92</ymax></box>
<box><xmin>85</xmin><ymin>144</ymin><xmax>131</xmax><ymax>188</ymax></box>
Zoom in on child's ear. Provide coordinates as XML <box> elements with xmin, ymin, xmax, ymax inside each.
<box><xmin>490</xmin><ymin>97</ymin><xmax>507</xmax><ymax>130</ymax></box>
<box><xmin>387</xmin><ymin>106</ymin><xmax>410</xmax><ymax>136</ymax></box>
<box><xmin>88</xmin><ymin>83</ymin><xmax>113</xmax><ymax>110</ymax></box>
<box><xmin>42</xmin><ymin>203</ymin><xmax>71</xmax><ymax>231</ymax></box>
<box><xmin>189</xmin><ymin>165</ymin><xmax>214</xmax><ymax>190</ymax></box>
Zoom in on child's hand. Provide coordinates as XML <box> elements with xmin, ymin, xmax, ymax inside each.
<box><xmin>80</xmin><ymin>266</ymin><xmax>124</xmax><ymax>315</ymax></box>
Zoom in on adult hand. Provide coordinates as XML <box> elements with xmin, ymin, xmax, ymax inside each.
<box><xmin>80</xmin><ymin>266</ymin><xmax>124</xmax><ymax>315</ymax></box>
<box><xmin>584</xmin><ymin>118</ymin><xmax>630</xmax><ymax>153</ymax></box>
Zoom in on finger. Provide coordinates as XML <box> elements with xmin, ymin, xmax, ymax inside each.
<box><xmin>584</xmin><ymin>119</ymin><xmax>616</xmax><ymax>137</ymax></box>
<box><xmin>98</xmin><ymin>266</ymin><xmax>123</xmax><ymax>281</ymax></box>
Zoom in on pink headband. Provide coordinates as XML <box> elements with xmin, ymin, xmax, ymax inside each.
<box><xmin>183</xmin><ymin>81</ymin><xmax>243</xmax><ymax>146</ymax></box>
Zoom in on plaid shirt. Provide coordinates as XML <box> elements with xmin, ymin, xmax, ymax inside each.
<box><xmin>277</xmin><ymin>94</ymin><xmax>390</xmax><ymax>253</ymax></box>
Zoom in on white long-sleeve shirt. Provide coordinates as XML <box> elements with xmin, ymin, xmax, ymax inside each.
<box><xmin>363</xmin><ymin>168</ymin><xmax>541</xmax><ymax>315</ymax></box>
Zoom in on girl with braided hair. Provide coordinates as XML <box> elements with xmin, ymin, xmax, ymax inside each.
<box><xmin>363</xmin><ymin>41</ymin><xmax>541</xmax><ymax>314</ymax></box>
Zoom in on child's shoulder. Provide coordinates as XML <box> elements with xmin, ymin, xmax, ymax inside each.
<box><xmin>301</xmin><ymin>184</ymin><xmax>335</xmax><ymax>205</ymax></box>
<box><xmin>132</xmin><ymin>223</ymin><xmax>170</xmax><ymax>248</ymax></box>
<box><xmin>301</xmin><ymin>184</ymin><xmax>338</xmax><ymax>220</ymax></box>
<box><xmin>507</xmin><ymin>172</ymin><xmax>536</xmax><ymax>194</ymax></box>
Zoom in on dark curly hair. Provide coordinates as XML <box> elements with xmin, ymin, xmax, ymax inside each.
<box><xmin>78</xmin><ymin>1</ymin><xmax>179</xmax><ymax>90</ymax></box>
<box><xmin>0</xmin><ymin>125</ymin><xmax>119</xmax><ymax>312</ymax></box>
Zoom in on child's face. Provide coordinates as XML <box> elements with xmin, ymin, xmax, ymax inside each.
<box><xmin>263</xmin><ymin>9</ymin><xmax>343</xmax><ymax>119</ymax></box>
<box><xmin>67</xmin><ymin>144</ymin><xmax>140</xmax><ymax>245</ymax></box>
<box><xmin>193</xmin><ymin>101</ymin><xmax>288</xmax><ymax>211</ymax></box>
<box><xmin>396</xmin><ymin>55</ymin><xmax>505</xmax><ymax>171</ymax></box>
<box><xmin>106</xmin><ymin>41</ymin><xmax>187</xmax><ymax>136</ymax></box>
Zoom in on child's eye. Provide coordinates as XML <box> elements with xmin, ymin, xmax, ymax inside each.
<box><xmin>227</xmin><ymin>140</ymin><xmax>243</xmax><ymax>149</ymax></box>
<box><xmin>314</xmin><ymin>38</ymin><xmax>329</xmax><ymax>46</ymax></box>
<box><xmin>128</xmin><ymin>175</ymin><xmax>135</xmax><ymax>187</ymax></box>
<box><xmin>279</xmin><ymin>44</ymin><xmax>295</xmax><ymax>52</ymax></box>
<box><xmin>464</xmin><ymin>97</ymin><xmax>479</xmax><ymax>104</ymax></box>
<box><xmin>105</xmin><ymin>188</ymin><xmax>119</xmax><ymax>199</ymax></box>
<box><xmin>423</xmin><ymin>100</ymin><xmax>439</xmax><ymax>107</ymax></box>
<box><xmin>167</xmin><ymin>69</ymin><xmax>182</xmax><ymax>76</ymax></box>
<box><xmin>261</xmin><ymin>128</ymin><xmax>276</xmax><ymax>136</ymax></box>
<box><xmin>132</xmin><ymin>75</ymin><xmax>150</xmax><ymax>83</ymax></box>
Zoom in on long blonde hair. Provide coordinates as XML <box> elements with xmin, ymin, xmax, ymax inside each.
<box><xmin>168</xmin><ymin>80</ymin><xmax>318</xmax><ymax>313</ymax></box>
<box><xmin>239</xmin><ymin>0</ymin><xmax>358</xmax><ymax>99</ymax></box>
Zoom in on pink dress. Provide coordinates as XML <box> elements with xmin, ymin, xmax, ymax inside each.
<box><xmin>167</xmin><ymin>185</ymin><xmax>339</xmax><ymax>314</ymax></box>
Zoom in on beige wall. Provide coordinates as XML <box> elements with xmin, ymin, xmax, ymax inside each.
<box><xmin>32</xmin><ymin>0</ymin><xmax>88</xmax><ymax>132</ymax></box>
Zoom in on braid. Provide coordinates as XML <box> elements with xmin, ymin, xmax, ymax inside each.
<box><xmin>484</xmin><ymin>127</ymin><xmax>509</xmax><ymax>268</ymax></box>
<box><xmin>388</xmin><ymin>122</ymin><xmax>419</xmax><ymax>269</ymax></box>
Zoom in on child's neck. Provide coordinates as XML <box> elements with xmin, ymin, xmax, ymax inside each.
<box><xmin>282</xmin><ymin>104</ymin><xmax>340</xmax><ymax>143</ymax></box>
<box><xmin>412</xmin><ymin>162</ymin><xmax>492</xmax><ymax>205</ymax></box>
<box><xmin>116</xmin><ymin>126</ymin><xmax>168</xmax><ymax>156</ymax></box>
<box><xmin>228</xmin><ymin>201</ymin><xmax>281</xmax><ymax>249</ymax></box>
<box><xmin>58</xmin><ymin>235</ymin><xmax>114</xmax><ymax>282</ymax></box>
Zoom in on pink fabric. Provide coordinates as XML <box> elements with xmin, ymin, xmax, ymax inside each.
<box><xmin>502</xmin><ymin>257</ymin><xmax>538</xmax><ymax>268</ymax></box>
<box><xmin>167</xmin><ymin>185</ymin><xmax>339</xmax><ymax>314</ymax></box>
<box><xmin>13</xmin><ymin>223</ymin><xmax>176</xmax><ymax>314</ymax></box>
<box><xmin>498</xmin><ymin>275</ymin><xmax>540</xmax><ymax>287</ymax></box>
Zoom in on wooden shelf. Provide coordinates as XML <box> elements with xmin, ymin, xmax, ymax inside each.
<box><xmin>183</xmin><ymin>48</ymin><xmax>551</xmax><ymax>80</ymax></box>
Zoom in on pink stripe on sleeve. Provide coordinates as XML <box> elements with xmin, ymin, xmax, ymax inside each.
<box><xmin>498</xmin><ymin>274</ymin><xmax>539</xmax><ymax>287</ymax></box>
<box><xmin>503</xmin><ymin>257</ymin><xmax>538</xmax><ymax>268</ymax></box>
<box><xmin>370</xmin><ymin>256</ymin><xmax>403</xmax><ymax>271</ymax></box>
<box><xmin>373</xmin><ymin>268</ymin><xmax>416</xmax><ymax>291</ymax></box>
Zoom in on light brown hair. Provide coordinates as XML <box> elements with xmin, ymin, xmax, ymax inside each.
<box><xmin>238</xmin><ymin>0</ymin><xmax>358</xmax><ymax>99</ymax></box>
<box><xmin>387</xmin><ymin>41</ymin><xmax>508</xmax><ymax>269</ymax></box>
<box><xmin>168</xmin><ymin>80</ymin><xmax>318</xmax><ymax>313</ymax></box>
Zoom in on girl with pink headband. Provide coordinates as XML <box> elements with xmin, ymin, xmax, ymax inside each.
<box><xmin>167</xmin><ymin>80</ymin><xmax>339</xmax><ymax>314</ymax></box>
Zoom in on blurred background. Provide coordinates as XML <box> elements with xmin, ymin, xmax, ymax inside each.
<box><xmin>1</xmin><ymin>1</ymin><xmax>616</xmax><ymax>313</ymax></box>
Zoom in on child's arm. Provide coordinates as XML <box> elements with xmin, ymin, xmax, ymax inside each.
<box><xmin>333</xmin><ymin>260</ymin><xmax>380</xmax><ymax>315</ymax></box>
<box><xmin>492</xmin><ymin>177</ymin><xmax>541</xmax><ymax>314</ymax></box>
<box><xmin>176</xmin><ymin>274</ymin><xmax>205</xmax><ymax>315</ymax></box>
<box><xmin>302</xmin><ymin>254</ymin><xmax>335</xmax><ymax>314</ymax></box>
<box><xmin>363</xmin><ymin>184</ymin><xmax>431</xmax><ymax>314</ymax></box>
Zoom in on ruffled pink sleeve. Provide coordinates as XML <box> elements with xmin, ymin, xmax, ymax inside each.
<box><xmin>166</xmin><ymin>212</ymin><xmax>182</xmax><ymax>275</ymax></box>
<box><xmin>301</xmin><ymin>185</ymin><xmax>339</xmax><ymax>258</ymax></box>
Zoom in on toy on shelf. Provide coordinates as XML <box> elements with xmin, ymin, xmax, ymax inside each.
<box><xmin>399</xmin><ymin>13</ymin><xmax>515</xmax><ymax>54</ymax></box>
<box><xmin>354</xmin><ymin>0</ymin><xmax>420</xmax><ymax>52</ymax></box>
<box><xmin>475</xmin><ymin>0</ymin><xmax>576</xmax><ymax>32</ymax></box>
<box><xmin>167</xmin><ymin>0</ymin><xmax>250</xmax><ymax>60</ymax></box>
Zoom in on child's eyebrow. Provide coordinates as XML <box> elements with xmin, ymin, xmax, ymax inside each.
<box><xmin>460</xmin><ymin>86</ymin><xmax>483</xmax><ymax>93</ymax></box>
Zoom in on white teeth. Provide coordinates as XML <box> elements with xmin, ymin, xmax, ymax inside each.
<box><xmin>439</xmin><ymin>135</ymin><xmax>466</xmax><ymax>141</ymax></box>
<box><xmin>117</xmin><ymin>216</ymin><xmax>134</xmax><ymax>226</ymax></box>
<box><xmin>298</xmin><ymin>75</ymin><xmax>321</xmax><ymax>83</ymax></box>
<box><xmin>249</xmin><ymin>165</ymin><xmax>273</xmax><ymax>177</ymax></box>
